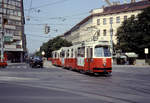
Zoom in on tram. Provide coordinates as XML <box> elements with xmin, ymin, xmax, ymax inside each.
<box><xmin>52</xmin><ymin>41</ymin><xmax>112</xmax><ymax>74</ymax></box>
<box><xmin>0</xmin><ymin>53</ymin><xmax>8</xmax><ymax>68</ymax></box>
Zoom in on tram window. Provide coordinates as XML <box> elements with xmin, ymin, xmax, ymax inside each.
<box><xmin>56</xmin><ymin>53</ymin><xmax>58</xmax><ymax>58</ymax></box>
<box><xmin>95</xmin><ymin>46</ymin><xmax>111</xmax><ymax>57</ymax></box>
<box><xmin>104</xmin><ymin>47</ymin><xmax>111</xmax><ymax>57</ymax></box>
<box><xmin>52</xmin><ymin>53</ymin><xmax>54</xmax><ymax>58</ymax></box>
<box><xmin>55</xmin><ymin>53</ymin><xmax>57</xmax><ymax>58</ymax></box>
<box><xmin>58</xmin><ymin>53</ymin><xmax>60</xmax><ymax>58</ymax></box>
<box><xmin>61</xmin><ymin>51</ymin><xmax>65</xmax><ymax>57</ymax></box>
<box><xmin>75</xmin><ymin>50</ymin><xmax>77</xmax><ymax>57</ymax></box>
<box><xmin>67</xmin><ymin>50</ymin><xmax>70</xmax><ymax>58</ymax></box>
<box><xmin>78</xmin><ymin>47</ymin><xmax>85</xmax><ymax>57</ymax></box>
<box><xmin>56</xmin><ymin>53</ymin><xmax>59</xmax><ymax>58</ymax></box>
<box><xmin>54</xmin><ymin>53</ymin><xmax>56</xmax><ymax>58</ymax></box>
<box><xmin>87</xmin><ymin>48</ymin><xmax>93</xmax><ymax>58</ymax></box>
<box><xmin>95</xmin><ymin>46</ymin><xmax>103</xmax><ymax>57</ymax></box>
<box><xmin>71</xmin><ymin>49</ymin><xmax>73</xmax><ymax>58</ymax></box>
<box><xmin>90</xmin><ymin>48</ymin><xmax>93</xmax><ymax>58</ymax></box>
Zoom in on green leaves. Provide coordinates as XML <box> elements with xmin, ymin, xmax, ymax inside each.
<box><xmin>116</xmin><ymin>7</ymin><xmax>150</xmax><ymax>58</ymax></box>
<box><xmin>35</xmin><ymin>36</ymin><xmax>72</xmax><ymax>58</ymax></box>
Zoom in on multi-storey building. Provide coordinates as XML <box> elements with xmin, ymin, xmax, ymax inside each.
<box><xmin>64</xmin><ymin>0</ymin><xmax>150</xmax><ymax>46</ymax></box>
<box><xmin>0</xmin><ymin>0</ymin><xmax>26</xmax><ymax>62</ymax></box>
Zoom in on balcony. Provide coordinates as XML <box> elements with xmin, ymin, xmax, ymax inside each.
<box><xmin>8</xmin><ymin>15</ymin><xmax>21</xmax><ymax>21</ymax></box>
<box><xmin>13</xmin><ymin>36</ymin><xmax>21</xmax><ymax>40</ymax></box>
<box><xmin>4</xmin><ymin>44</ymin><xmax>16</xmax><ymax>49</ymax></box>
<box><xmin>2</xmin><ymin>44</ymin><xmax>23</xmax><ymax>51</ymax></box>
<box><xmin>4</xmin><ymin>25</ymin><xmax>16</xmax><ymax>30</ymax></box>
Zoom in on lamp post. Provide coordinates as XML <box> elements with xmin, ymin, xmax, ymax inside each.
<box><xmin>145</xmin><ymin>48</ymin><xmax>148</xmax><ymax>63</ymax></box>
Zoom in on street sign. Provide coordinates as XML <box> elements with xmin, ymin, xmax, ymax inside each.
<box><xmin>145</xmin><ymin>48</ymin><xmax>149</xmax><ymax>54</ymax></box>
<box><xmin>4</xmin><ymin>36</ymin><xmax>13</xmax><ymax>42</ymax></box>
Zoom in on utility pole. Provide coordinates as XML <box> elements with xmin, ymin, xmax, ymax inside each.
<box><xmin>110</xmin><ymin>18</ymin><xmax>113</xmax><ymax>58</ymax></box>
<box><xmin>1</xmin><ymin>0</ymin><xmax>4</xmax><ymax>62</ymax></box>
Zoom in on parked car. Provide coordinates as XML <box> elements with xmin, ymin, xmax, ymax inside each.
<box><xmin>29</xmin><ymin>56</ymin><xmax>43</xmax><ymax>68</ymax></box>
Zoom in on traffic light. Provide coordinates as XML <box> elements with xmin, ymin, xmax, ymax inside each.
<box><xmin>45</xmin><ymin>25</ymin><xmax>50</xmax><ymax>34</ymax></box>
<box><xmin>47</xmin><ymin>26</ymin><xmax>50</xmax><ymax>33</ymax></box>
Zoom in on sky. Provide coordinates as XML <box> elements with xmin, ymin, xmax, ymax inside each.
<box><xmin>24</xmin><ymin>0</ymin><xmax>132</xmax><ymax>53</ymax></box>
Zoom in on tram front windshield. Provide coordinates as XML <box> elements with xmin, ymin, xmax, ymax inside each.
<box><xmin>95</xmin><ymin>46</ymin><xmax>111</xmax><ymax>57</ymax></box>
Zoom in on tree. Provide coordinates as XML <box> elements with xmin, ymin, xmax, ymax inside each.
<box><xmin>36</xmin><ymin>36</ymin><xmax>72</xmax><ymax>58</ymax></box>
<box><xmin>116</xmin><ymin>7</ymin><xmax>150</xmax><ymax>58</ymax></box>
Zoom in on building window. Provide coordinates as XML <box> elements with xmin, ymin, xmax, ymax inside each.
<box><xmin>131</xmin><ymin>15</ymin><xmax>135</xmax><ymax>18</ymax></box>
<box><xmin>124</xmin><ymin>16</ymin><xmax>127</xmax><ymax>21</ymax></box>
<box><xmin>103</xmin><ymin>18</ymin><xmax>106</xmax><ymax>25</ymax></box>
<box><xmin>16</xmin><ymin>45</ymin><xmax>21</xmax><ymax>48</ymax></box>
<box><xmin>116</xmin><ymin>16</ymin><xmax>120</xmax><ymax>23</ymax></box>
<box><xmin>103</xmin><ymin>29</ymin><xmax>107</xmax><ymax>36</ymax></box>
<box><xmin>110</xmin><ymin>17</ymin><xmax>113</xmax><ymax>24</ymax></box>
<box><xmin>97</xmin><ymin>19</ymin><xmax>100</xmax><ymax>25</ymax></box>
<box><xmin>78</xmin><ymin>47</ymin><xmax>85</xmax><ymax>57</ymax></box>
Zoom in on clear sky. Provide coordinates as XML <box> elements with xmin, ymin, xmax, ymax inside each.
<box><xmin>24</xmin><ymin>0</ymin><xmax>132</xmax><ymax>53</ymax></box>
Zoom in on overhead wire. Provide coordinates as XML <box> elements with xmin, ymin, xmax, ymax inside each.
<box><xmin>26</xmin><ymin>33</ymin><xmax>51</xmax><ymax>38</ymax></box>
<box><xmin>25</xmin><ymin>23</ymin><xmax>74</xmax><ymax>26</ymax></box>
<box><xmin>25</xmin><ymin>11</ymin><xmax>89</xmax><ymax>19</ymax></box>
<box><xmin>25</xmin><ymin>0</ymin><xmax>70</xmax><ymax>10</ymax></box>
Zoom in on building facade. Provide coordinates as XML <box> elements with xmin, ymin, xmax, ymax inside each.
<box><xmin>64</xmin><ymin>0</ymin><xmax>150</xmax><ymax>46</ymax></box>
<box><xmin>0</xmin><ymin>0</ymin><xmax>26</xmax><ymax>62</ymax></box>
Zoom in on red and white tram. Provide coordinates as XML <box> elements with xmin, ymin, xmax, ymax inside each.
<box><xmin>52</xmin><ymin>41</ymin><xmax>112</xmax><ymax>74</ymax></box>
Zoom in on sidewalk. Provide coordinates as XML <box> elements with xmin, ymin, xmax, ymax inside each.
<box><xmin>113</xmin><ymin>64</ymin><xmax>150</xmax><ymax>68</ymax></box>
<box><xmin>7</xmin><ymin>62</ymin><xmax>26</xmax><ymax>66</ymax></box>
<box><xmin>43</xmin><ymin>60</ymin><xmax>53</xmax><ymax>68</ymax></box>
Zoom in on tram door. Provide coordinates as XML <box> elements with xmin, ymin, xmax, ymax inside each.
<box><xmin>60</xmin><ymin>50</ymin><xmax>65</xmax><ymax>66</ymax></box>
<box><xmin>87</xmin><ymin>47</ymin><xmax>93</xmax><ymax>71</ymax></box>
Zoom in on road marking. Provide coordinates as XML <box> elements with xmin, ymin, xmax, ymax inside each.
<box><xmin>0</xmin><ymin>76</ymin><xmax>39</xmax><ymax>81</ymax></box>
<box><xmin>13</xmin><ymin>82</ymin><xmax>135</xmax><ymax>103</ymax></box>
<box><xmin>7</xmin><ymin>65</ymin><xmax>27</xmax><ymax>69</ymax></box>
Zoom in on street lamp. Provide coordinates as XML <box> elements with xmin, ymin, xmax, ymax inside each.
<box><xmin>145</xmin><ymin>48</ymin><xmax>149</xmax><ymax>63</ymax></box>
<box><xmin>42</xmin><ymin>51</ymin><xmax>45</xmax><ymax>56</ymax></box>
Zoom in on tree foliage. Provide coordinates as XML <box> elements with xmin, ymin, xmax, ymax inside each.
<box><xmin>116</xmin><ymin>7</ymin><xmax>150</xmax><ymax>58</ymax></box>
<box><xmin>35</xmin><ymin>36</ymin><xmax>72</xmax><ymax>58</ymax></box>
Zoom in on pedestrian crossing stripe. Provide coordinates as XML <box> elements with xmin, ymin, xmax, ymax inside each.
<box><xmin>7</xmin><ymin>66</ymin><xmax>27</xmax><ymax>69</ymax></box>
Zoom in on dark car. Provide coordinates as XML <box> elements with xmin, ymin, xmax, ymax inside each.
<box><xmin>29</xmin><ymin>56</ymin><xmax>43</xmax><ymax>68</ymax></box>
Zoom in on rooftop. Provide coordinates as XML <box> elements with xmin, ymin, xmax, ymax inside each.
<box><xmin>64</xmin><ymin>0</ymin><xmax>150</xmax><ymax>36</ymax></box>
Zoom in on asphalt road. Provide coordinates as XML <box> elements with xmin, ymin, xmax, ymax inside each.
<box><xmin>0</xmin><ymin>62</ymin><xmax>150</xmax><ymax>103</ymax></box>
